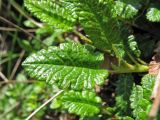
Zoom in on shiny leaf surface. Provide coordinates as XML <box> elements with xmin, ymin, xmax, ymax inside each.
<box><xmin>22</xmin><ymin>42</ymin><xmax>108</xmax><ymax>90</ymax></box>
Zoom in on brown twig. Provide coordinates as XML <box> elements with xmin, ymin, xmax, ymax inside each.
<box><xmin>0</xmin><ymin>16</ymin><xmax>47</xmax><ymax>48</ymax></box>
<box><xmin>0</xmin><ymin>16</ymin><xmax>34</xmax><ymax>38</ymax></box>
<box><xmin>0</xmin><ymin>27</ymin><xmax>36</xmax><ymax>32</ymax></box>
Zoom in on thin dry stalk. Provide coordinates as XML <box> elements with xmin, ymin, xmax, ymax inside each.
<box><xmin>0</xmin><ymin>72</ymin><xmax>9</xmax><ymax>82</ymax></box>
<box><xmin>26</xmin><ymin>90</ymin><xmax>64</xmax><ymax>120</ymax></box>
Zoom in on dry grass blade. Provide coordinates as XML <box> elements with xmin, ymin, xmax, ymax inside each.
<box><xmin>0</xmin><ymin>16</ymin><xmax>34</xmax><ymax>38</ymax></box>
<box><xmin>0</xmin><ymin>72</ymin><xmax>8</xmax><ymax>82</ymax></box>
<box><xmin>26</xmin><ymin>90</ymin><xmax>64</xmax><ymax>120</ymax></box>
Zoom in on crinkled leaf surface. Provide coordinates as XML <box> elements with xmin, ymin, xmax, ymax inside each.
<box><xmin>127</xmin><ymin>35</ymin><xmax>141</xmax><ymax>58</ymax></box>
<box><xmin>141</xmin><ymin>74</ymin><xmax>155</xmax><ymax>99</ymax></box>
<box><xmin>65</xmin><ymin>0</ymin><xmax>128</xmax><ymax>59</ymax></box>
<box><xmin>146</xmin><ymin>7</ymin><xmax>160</xmax><ymax>22</ymax></box>
<box><xmin>24</xmin><ymin>0</ymin><xmax>77</xmax><ymax>31</ymax></box>
<box><xmin>130</xmin><ymin>85</ymin><xmax>144</xmax><ymax>119</ymax></box>
<box><xmin>130</xmin><ymin>74</ymin><xmax>155</xmax><ymax>119</ymax></box>
<box><xmin>0</xmin><ymin>81</ymin><xmax>49</xmax><ymax>120</ymax></box>
<box><xmin>76</xmin><ymin>0</ymin><xmax>127</xmax><ymax>58</ymax></box>
<box><xmin>52</xmin><ymin>90</ymin><xmax>102</xmax><ymax>117</ymax></box>
<box><xmin>24</xmin><ymin>0</ymin><xmax>132</xmax><ymax>60</ymax></box>
<box><xmin>22</xmin><ymin>42</ymin><xmax>108</xmax><ymax>90</ymax></box>
<box><xmin>113</xmin><ymin>1</ymin><xmax>138</xmax><ymax>19</ymax></box>
<box><xmin>116</xmin><ymin>74</ymin><xmax>134</xmax><ymax>116</ymax></box>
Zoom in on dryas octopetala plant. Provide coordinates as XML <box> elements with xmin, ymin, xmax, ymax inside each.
<box><xmin>22</xmin><ymin>0</ymin><xmax>160</xmax><ymax>119</ymax></box>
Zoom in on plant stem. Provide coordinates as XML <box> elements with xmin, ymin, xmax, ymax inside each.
<box><xmin>137</xmin><ymin>58</ymin><xmax>147</xmax><ymax>65</ymax></box>
<box><xmin>126</xmin><ymin>51</ymin><xmax>139</xmax><ymax>65</ymax></box>
<box><xmin>26</xmin><ymin>90</ymin><xmax>64</xmax><ymax>120</ymax></box>
<box><xmin>111</xmin><ymin>63</ymin><xmax>149</xmax><ymax>74</ymax></box>
<box><xmin>127</xmin><ymin>51</ymin><xmax>147</xmax><ymax>65</ymax></box>
<box><xmin>73</xmin><ymin>30</ymin><xmax>92</xmax><ymax>44</ymax></box>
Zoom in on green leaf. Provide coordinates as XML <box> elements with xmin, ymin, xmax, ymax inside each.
<box><xmin>141</xmin><ymin>74</ymin><xmax>155</xmax><ymax>99</ymax></box>
<box><xmin>60</xmin><ymin>90</ymin><xmax>102</xmax><ymax>117</ymax></box>
<box><xmin>69</xmin><ymin>0</ymin><xmax>128</xmax><ymax>59</ymax></box>
<box><xmin>36</xmin><ymin>26</ymin><xmax>54</xmax><ymax>35</ymax></box>
<box><xmin>115</xmin><ymin>74</ymin><xmax>134</xmax><ymax>116</ymax></box>
<box><xmin>50</xmin><ymin>98</ymin><xmax>61</xmax><ymax>109</ymax></box>
<box><xmin>113</xmin><ymin>1</ymin><xmax>138</xmax><ymax>19</ymax></box>
<box><xmin>42</xmin><ymin>29</ymin><xmax>63</xmax><ymax>46</ymax></box>
<box><xmin>16</xmin><ymin>72</ymin><xmax>27</xmax><ymax>82</ymax></box>
<box><xmin>24</xmin><ymin>0</ymin><xmax>77</xmax><ymax>31</ymax></box>
<box><xmin>24</xmin><ymin>0</ymin><xmax>136</xmax><ymax>60</ymax></box>
<box><xmin>130</xmin><ymin>85</ymin><xmax>144</xmax><ymax>119</ymax></box>
<box><xmin>130</xmin><ymin>74</ymin><xmax>155</xmax><ymax>119</ymax></box>
<box><xmin>18</xmin><ymin>39</ymin><xmax>34</xmax><ymax>52</ymax></box>
<box><xmin>146</xmin><ymin>7</ymin><xmax>160</xmax><ymax>22</ymax></box>
<box><xmin>0</xmin><ymin>81</ymin><xmax>49</xmax><ymax>119</ymax></box>
<box><xmin>22</xmin><ymin>42</ymin><xmax>108</xmax><ymax>90</ymax></box>
<box><xmin>23</xmin><ymin>20</ymin><xmax>37</xmax><ymax>28</ymax></box>
<box><xmin>127</xmin><ymin>35</ymin><xmax>141</xmax><ymax>58</ymax></box>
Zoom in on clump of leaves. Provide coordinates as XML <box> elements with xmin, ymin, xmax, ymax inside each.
<box><xmin>22</xmin><ymin>0</ymin><xmax>160</xmax><ymax>119</ymax></box>
<box><xmin>0</xmin><ymin>78</ymin><xmax>51</xmax><ymax>120</ymax></box>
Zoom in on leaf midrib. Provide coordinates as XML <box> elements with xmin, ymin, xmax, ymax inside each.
<box><xmin>23</xmin><ymin>63</ymin><xmax>103</xmax><ymax>70</ymax></box>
